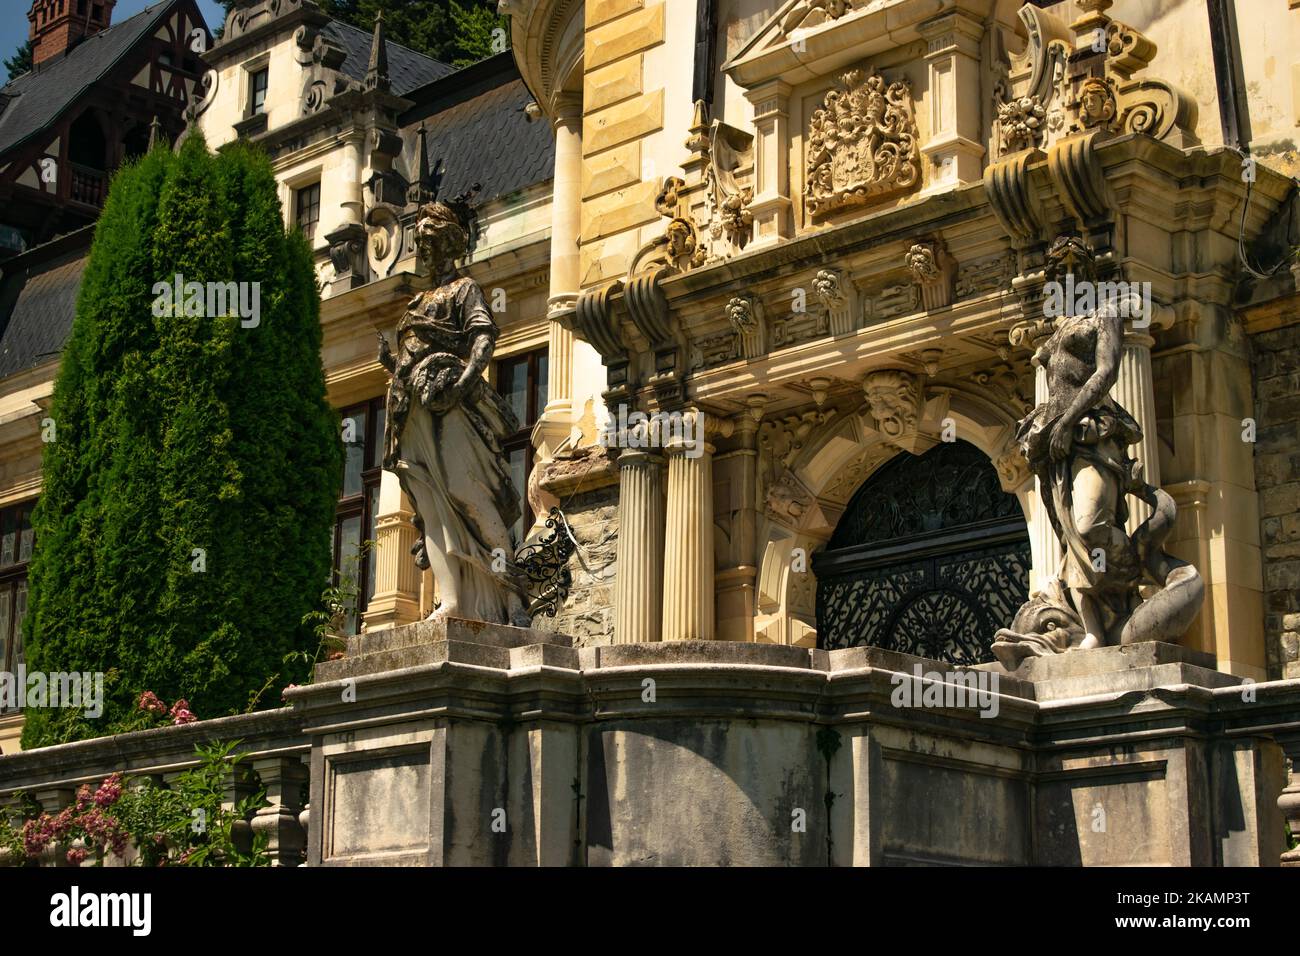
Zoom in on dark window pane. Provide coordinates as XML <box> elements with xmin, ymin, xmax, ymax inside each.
<box><xmin>371</xmin><ymin>406</ymin><xmax>386</xmax><ymax>469</ymax></box>
<box><xmin>0</xmin><ymin>511</ymin><xmax>14</xmax><ymax>568</ymax></box>
<box><xmin>535</xmin><ymin>353</ymin><xmax>549</xmax><ymax>419</ymax></box>
<box><xmin>250</xmin><ymin>69</ymin><xmax>268</xmax><ymax>115</ymax></box>
<box><xmin>508</xmin><ymin>446</ymin><xmax>527</xmax><ymax>544</ymax></box>
<box><xmin>342</xmin><ymin>409</ymin><xmax>367</xmax><ymax>497</ymax></box>
<box><xmin>18</xmin><ymin>507</ymin><xmax>33</xmax><ymax>563</ymax></box>
<box><xmin>0</xmin><ymin>583</ymin><xmax>11</xmax><ymax>676</ymax></box>
<box><xmin>13</xmin><ymin>581</ymin><xmax>26</xmax><ymax>671</ymax></box>
<box><xmin>337</xmin><ymin>514</ymin><xmax>362</xmax><ymax>635</ymax></box>
<box><xmin>503</xmin><ymin>360</ymin><xmax>528</xmax><ymax>426</ymax></box>
<box><xmin>296</xmin><ymin>183</ymin><xmax>320</xmax><ymax>243</ymax></box>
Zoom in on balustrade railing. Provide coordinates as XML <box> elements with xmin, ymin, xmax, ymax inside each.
<box><xmin>0</xmin><ymin>709</ymin><xmax>308</xmax><ymax>867</ymax></box>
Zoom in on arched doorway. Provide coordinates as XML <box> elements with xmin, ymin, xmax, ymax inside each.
<box><xmin>813</xmin><ymin>439</ymin><xmax>1030</xmax><ymax>665</ymax></box>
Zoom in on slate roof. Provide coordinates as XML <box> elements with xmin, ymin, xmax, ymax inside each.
<box><xmin>321</xmin><ymin>19</ymin><xmax>454</xmax><ymax>96</ymax></box>
<box><xmin>409</xmin><ymin>55</ymin><xmax>554</xmax><ymax>205</ymax></box>
<box><xmin>0</xmin><ymin>230</ymin><xmax>92</xmax><ymax>379</ymax></box>
<box><xmin>0</xmin><ymin>0</ymin><xmax>180</xmax><ymax>159</ymax></box>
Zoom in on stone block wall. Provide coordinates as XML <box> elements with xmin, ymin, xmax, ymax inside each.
<box><xmin>1249</xmin><ymin>322</ymin><xmax>1300</xmax><ymax>680</ymax></box>
<box><xmin>531</xmin><ymin>447</ymin><xmax>619</xmax><ymax>647</ymax></box>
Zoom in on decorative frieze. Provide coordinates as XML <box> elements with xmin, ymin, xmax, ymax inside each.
<box><xmin>805</xmin><ymin>69</ymin><xmax>920</xmax><ymax>219</ymax></box>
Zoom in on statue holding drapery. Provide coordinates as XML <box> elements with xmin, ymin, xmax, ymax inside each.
<box><xmin>376</xmin><ymin>200</ymin><xmax>531</xmax><ymax>626</ymax></box>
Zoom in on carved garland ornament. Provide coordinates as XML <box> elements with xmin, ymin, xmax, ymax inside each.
<box><xmin>806</xmin><ymin>70</ymin><xmax>920</xmax><ymax>220</ymax></box>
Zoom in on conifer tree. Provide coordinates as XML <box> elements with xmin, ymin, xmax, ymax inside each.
<box><xmin>22</xmin><ymin>135</ymin><xmax>341</xmax><ymax>747</ymax></box>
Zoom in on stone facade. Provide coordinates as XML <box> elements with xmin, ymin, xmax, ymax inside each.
<box><xmin>1250</xmin><ymin>323</ymin><xmax>1300</xmax><ymax>680</ymax></box>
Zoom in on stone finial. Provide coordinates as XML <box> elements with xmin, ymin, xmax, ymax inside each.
<box><xmin>365</xmin><ymin>10</ymin><xmax>390</xmax><ymax>93</ymax></box>
<box><xmin>147</xmin><ymin>115</ymin><xmax>164</xmax><ymax>151</ymax></box>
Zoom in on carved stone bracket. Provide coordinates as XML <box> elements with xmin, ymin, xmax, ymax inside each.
<box><xmin>993</xmin><ymin>1</ymin><xmax>1196</xmax><ymax>161</ymax></box>
<box><xmin>812</xmin><ymin>267</ymin><xmax>854</xmax><ymax>335</ymax></box>
<box><xmin>325</xmin><ymin>222</ymin><xmax>367</xmax><ymax>292</ymax></box>
<box><xmin>906</xmin><ymin>239</ymin><xmax>956</xmax><ymax>311</ymax></box>
<box><xmin>726</xmin><ymin>294</ymin><xmax>765</xmax><ymax>359</ymax></box>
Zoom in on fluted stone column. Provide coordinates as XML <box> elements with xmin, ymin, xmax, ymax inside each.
<box><xmin>362</xmin><ymin>470</ymin><xmax>423</xmax><ymax>631</ymax></box>
<box><xmin>539</xmin><ymin>92</ymin><xmax>583</xmax><ymax>453</ymax></box>
<box><xmin>1011</xmin><ymin>318</ymin><xmax>1061</xmax><ymax>592</ymax></box>
<box><xmin>613</xmin><ymin>448</ymin><xmax>665</xmax><ymax>644</ymax></box>
<box><xmin>662</xmin><ymin>411</ymin><xmax>733</xmax><ymax>642</ymax></box>
<box><xmin>1111</xmin><ymin>329</ymin><xmax>1161</xmax><ymax>532</ymax></box>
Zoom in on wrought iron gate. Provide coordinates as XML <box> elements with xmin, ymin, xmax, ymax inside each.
<box><xmin>814</xmin><ymin>440</ymin><xmax>1030</xmax><ymax>665</ymax></box>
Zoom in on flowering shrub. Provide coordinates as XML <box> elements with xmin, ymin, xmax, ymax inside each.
<box><xmin>3</xmin><ymin>741</ymin><xmax>268</xmax><ymax>867</ymax></box>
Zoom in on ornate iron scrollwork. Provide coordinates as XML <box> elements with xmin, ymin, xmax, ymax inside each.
<box><xmin>515</xmin><ymin>507</ymin><xmax>577</xmax><ymax>619</ymax></box>
<box><xmin>815</xmin><ymin>440</ymin><xmax>1030</xmax><ymax>665</ymax></box>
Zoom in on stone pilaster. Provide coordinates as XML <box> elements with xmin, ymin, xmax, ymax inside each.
<box><xmin>743</xmin><ymin>81</ymin><xmax>793</xmax><ymax>248</ymax></box>
<box><xmin>613</xmin><ymin>447</ymin><xmax>665</xmax><ymax>644</ymax></box>
<box><xmin>362</xmin><ymin>470</ymin><xmax>423</xmax><ymax>631</ymax></box>
<box><xmin>1111</xmin><ymin>328</ymin><xmax>1161</xmax><ymax>532</ymax></box>
<box><xmin>917</xmin><ymin>11</ymin><xmax>986</xmax><ymax>194</ymax></box>
<box><xmin>1010</xmin><ymin>317</ymin><xmax>1060</xmax><ymax>592</ymax></box>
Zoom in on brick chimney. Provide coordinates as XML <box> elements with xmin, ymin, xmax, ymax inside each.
<box><xmin>28</xmin><ymin>0</ymin><xmax>117</xmax><ymax>69</ymax></box>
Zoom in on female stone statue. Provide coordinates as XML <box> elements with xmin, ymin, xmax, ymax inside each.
<box><xmin>376</xmin><ymin>201</ymin><xmax>530</xmax><ymax>626</ymax></box>
<box><xmin>992</xmin><ymin>237</ymin><xmax>1202</xmax><ymax>667</ymax></box>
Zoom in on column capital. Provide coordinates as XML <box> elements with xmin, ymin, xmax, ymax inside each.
<box><xmin>550</xmin><ymin>91</ymin><xmax>583</xmax><ymax>127</ymax></box>
<box><xmin>1009</xmin><ymin>317</ymin><xmax>1055</xmax><ymax>351</ymax></box>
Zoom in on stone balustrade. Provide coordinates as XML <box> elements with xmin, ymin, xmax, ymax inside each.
<box><xmin>0</xmin><ymin>709</ymin><xmax>309</xmax><ymax>867</ymax></box>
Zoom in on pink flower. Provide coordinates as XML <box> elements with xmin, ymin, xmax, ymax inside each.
<box><xmin>170</xmin><ymin>699</ymin><xmax>197</xmax><ymax>725</ymax></box>
<box><xmin>138</xmin><ymin>691</ymin><xmax>167</xmax><ymax>715</ymax></box>
<box><xmin>93</xmin><ymin>773</ymin><xmax>122</xmax><ymax>808</ymax></box>
<box><xmin>66</xmin><ymin>846</ymin><xmax>88</xmax><ymax>865</ymax></box>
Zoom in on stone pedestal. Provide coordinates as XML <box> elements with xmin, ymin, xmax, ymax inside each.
<box><xmin>298</xmin><ymin>618</ymin><xmax>580</xmax><ymax>867</ymax></box>
<box><xmin>287</xmin><ymin>628</ymin><xmax>1299</xmax><ymax>867</ymax></box>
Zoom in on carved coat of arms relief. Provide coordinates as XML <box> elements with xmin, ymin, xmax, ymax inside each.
<box><xmin>805</xmin><ymin>69</ymin><xmax>921</xmax><ymax>220</ymax></box>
